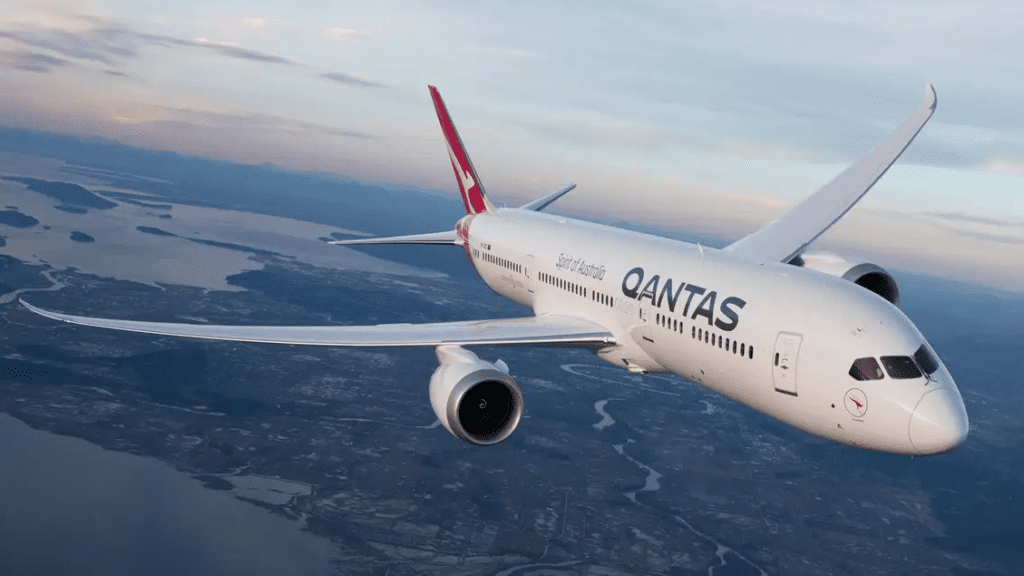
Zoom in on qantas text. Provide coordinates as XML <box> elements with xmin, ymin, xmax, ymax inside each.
<box><xmin>621</xmin><ymin>267</ymin><xmax>746</xmax><ymax>331</ymax></box>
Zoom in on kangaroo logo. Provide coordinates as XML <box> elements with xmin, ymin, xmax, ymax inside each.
<box><xmin>844</xmin><ymin>388</ymin><xmax>868</xmax><ymax>417</ymax></box>
<box><xmin>446</xmin><ymin>139</ymin><xmax>476</xmax><ymax>194</ymax></box>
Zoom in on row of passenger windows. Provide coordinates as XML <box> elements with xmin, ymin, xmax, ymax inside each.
<box><xmin>540</xmin><ymin>272</ymin><xmax>586</xmax><ymax>298</ymax></box>
<box><xmin>482</xmin><ymin>252</ymin><xmax>521</xmax><ymax>274</ymax></box>
<box><xmin>592</xmin><ymin>290</ymin><xmax>614</xmax><ymax>308</ymax></box>
<box><xmin>653</xmin><ymin>311</ymin><xmax>754</xmax><ymax>359</ymax></box>
<box><xmin>655</xmin><ymin>312</ymin><xmax>684</xmax><ymax>334</ymax></box>
<box><xmin>849</xmin><ymin>344</ymin><xmax>940</xmax><ymax>381</ymax></box>
<box><xmin>694</xmin><ymin>322</ymin><xmax>753</xmax><ymax>359</ymax></box>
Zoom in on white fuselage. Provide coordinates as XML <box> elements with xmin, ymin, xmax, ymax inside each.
<box><xmin>462</xmin><ymin>208</ymin><xmax>968</xmax><ymax>455</ymax></box>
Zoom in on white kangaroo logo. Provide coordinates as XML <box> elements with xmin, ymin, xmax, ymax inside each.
<box><xmin>445</xmin><ymin>138</ymin><xmax>476</xmax><ymax>193</ymax></box>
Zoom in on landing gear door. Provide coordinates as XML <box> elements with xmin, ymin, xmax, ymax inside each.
<box><xmin>773</xmin><ymin>332</ymin><xmax>802</xmax><ymax>396</ymax></box>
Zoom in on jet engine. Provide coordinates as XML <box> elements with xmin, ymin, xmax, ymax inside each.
<box><xmin>429</xmin><ymin>346</ymin><xmax>523</xmax><ymax>445</ymax></box>
<box><xmin>790</xmin><ymin>252</ymin><xmax>900</xmax><ymax>306</ymax></box>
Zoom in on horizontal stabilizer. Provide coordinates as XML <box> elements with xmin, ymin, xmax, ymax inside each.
<box><xmin>519</xmin><ymin>184</ymin><xmax>576</xmax><ymax>212</ymax></box>
<box><xmin>329</xmin><ymin>230</ymin><xmax>460</xmax><ymax>246</ymax></box>
<box><xmin>21</xmin><ymin>300</ymin><xmax>615</xmax><ymax>348</ymax></box>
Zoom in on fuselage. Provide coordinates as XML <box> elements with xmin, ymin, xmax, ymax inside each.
<box><xmin>462</xmin><ymin>208</ymin><xmax>968</xmax><ymax>456</ymax></box>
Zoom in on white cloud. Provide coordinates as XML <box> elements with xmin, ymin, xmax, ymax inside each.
<box><xmin>929</xmin><ymin>122</ymin><xmax>1001</xmax><ymax>146</ymax></box>
<box><xmin>241</xmin><ymin>18</ymin><xmax>267</xmax><ymax>29</ymax></box>
<box><xmin>323</xmin><ymin>26</ymin><xmax>364</xmax><ymax>40</ymax></box>
<box><xmin>982</xmin><ymin>156</ymin><xmax>1024</xmax><ymax>176</ymax></box>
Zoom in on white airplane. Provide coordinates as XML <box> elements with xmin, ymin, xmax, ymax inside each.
<box><xmin>23</xmin><ymin>84</ymin><xmax>968</xmax><ymax>456</ymax></box>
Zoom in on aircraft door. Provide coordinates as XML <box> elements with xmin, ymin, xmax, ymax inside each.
<box><xmin>638</xmin><ymin>306</ymin><xmax>654</xmax><ymax>343</ymax></box>
<box><xmin>772</xmin><ymin>332</ymin><xmax>802</xmax><ymax>396</ymax></box>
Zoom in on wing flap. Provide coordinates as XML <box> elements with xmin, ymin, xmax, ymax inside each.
<box><xmin>21</xmin><ymin>300</ymin><xmax>614</xmax><ymax>347</ymax></box>
<box><xmin>725</xmin><ymin>84</ymin><xmax>937</xmax><ymax>263</ymax></box>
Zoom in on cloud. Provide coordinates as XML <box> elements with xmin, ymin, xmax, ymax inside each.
<box><xmin>918</xmin><ymin>211</ymin><xmax>1024</xmax><ymax>228</ymax></box>
<box><xmin>910</xmin><ymin>210</ymin><xmax>1024</xmax><ymax>247</ymax></box>
<box><xmin>0</xmin><ymin>17</ymin><xmax>296</xmax><ymax>70</ymax></box>
<box><xmin>982</xmin><ymin>155</ymin><xmax>1024</xmax><ymax>176</ymax></box>
<box><xmin>319</xmin><ymin>72</ymin><xmax>388</xmax><ymax>89</ymax></box>
<box><xmin>0</xmin><ymin>28</ymin><xmax>127</xmax><ymax>64</ymax></box>
<box><xmin>0</xmin><ymin>49</ymin><xmax>71</xmax><ymax>73</ymax></box>
<box><xmin>138</xmin><ymin>34</ymin><xmax>296</xmax><ymax>65</ymax></box>
<box><xmin>154</xmin><ymin>105</ymin><xmax>374</xmax><ymax>140</ymax></box>
<box><xmin>241</xmin><ymin>18</ymin><xmax>267</xmax><ymax>29</ymax></box>
<box><xmin>324</xmin><ymin>27</ymin><xmax>366</xmax><ymax>40</ymax></box>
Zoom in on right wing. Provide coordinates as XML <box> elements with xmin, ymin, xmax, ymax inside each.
<box><xmin>21</xmin><ymin>299</ymin><xmax>614</xmax><ymax>348</ymax></box>
<box><xmin>725</xmin><ymin>84</ymin><xmax>937</xmax><ymax>264</ymax></box>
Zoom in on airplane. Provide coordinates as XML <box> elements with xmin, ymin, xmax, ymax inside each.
<box><xmin>22</xmin><ymin>83</ymin><xmax>969</xmax><ymax>456</ymax></box>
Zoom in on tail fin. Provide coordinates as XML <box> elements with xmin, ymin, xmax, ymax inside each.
<box><xmin>429</xmin><ymin>85</ymin><xmax>493</xmax><ymax>215</ymax></box>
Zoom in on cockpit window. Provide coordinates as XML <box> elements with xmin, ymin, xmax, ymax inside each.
<box><xmin>849</xmin><ymin>357</ymin><xmax>884</xmax><ymax>381</ymax></box>
<box><xmin>914</xmin><ymin>344</ymin><xmax>940</xmax><ymax>375</ymax></box>
<box><xmin>880</xmin><ymin>355</ymin><xmax>923</xmax><ymax>379</ymax></box>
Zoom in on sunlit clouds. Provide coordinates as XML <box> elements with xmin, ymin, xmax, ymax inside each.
<box><xmin>0</xmin><ymin>0</ymin><xmax>1021</xmax><ymax>290</ymax></box>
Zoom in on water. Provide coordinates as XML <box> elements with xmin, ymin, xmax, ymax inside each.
<box><xmin>0</xmin><ymin>414</ymin><xmax>339</xmax><ymax>576</ymax></box>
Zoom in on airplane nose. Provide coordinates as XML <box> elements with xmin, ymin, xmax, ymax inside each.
<box><xmin>909</xmin><ymin>388</ymin><xmax>969</xmax><ymax>455</ymax></box>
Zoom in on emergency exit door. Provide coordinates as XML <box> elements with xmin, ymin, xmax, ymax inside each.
<box><xmin>773</xmin><ymin>332</ymin><xmax>802</xmax><ymax>396</ymax></box>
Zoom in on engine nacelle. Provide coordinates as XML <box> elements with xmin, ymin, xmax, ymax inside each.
<box><xmin>791</xmin><ymin>252</ymin><xmax>900</xmax><ymax>306</ymax></box>
<box><xmin>429</xmin><ymin>346</ymin><xmax>523</xmax><ymax>445</ymax></box>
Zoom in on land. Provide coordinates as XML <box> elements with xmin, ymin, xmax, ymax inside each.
<box><xmin>0</xmin><ymin>140</ymin><xmax>1021</xmax><ymax>575</ymax></box>
<box><xmin>2</xmin><ymin>255</ymin><xmax>1020</xmax><ymax>576</ymax></box>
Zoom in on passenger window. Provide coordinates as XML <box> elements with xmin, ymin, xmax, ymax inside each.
<box><xmin>698</xmin><ymin>328</ymin><xmax>702</xmax><ymax>339</ymax></box>
<box><xmin>732</xmin><ymin>341</ymin><xmax>737</xmax><ymax>354</ymax></box>
<box><xmin>880</xmin><ymin>356</ymin><xmax>923</xmax><ymax>379</ymax></box>
<box><xmin>692</xmin><ymin>326</ymin><xmax>696</xmax><ymax>338</ymax></box>
<box><xmin>740</xmin><ymin>343</ymin><xmax>745</xmax><ymax>356</ymax></box>
<box><xmin>749</xmin><ymin>346</ymin><xmax>753</xmax><ymax>359</ymax></box>
<box><xmin>849</xmin><ymin>357</ymin><xmax>884</xmax><ymax>381</ymax></box>
<box><xmin>774</xmin><ymin>352</ymin><xmax>779</xmax><ymax>366</ymax></box>
<box><xmin>914</xmin><ymin>344</ymin><xmax>940</xmax><ymax>375</ymax></box>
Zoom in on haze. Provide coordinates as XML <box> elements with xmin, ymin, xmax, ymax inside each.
<box><xmin>0</xmin><ymin>1</ymin><xmax>1021</xmax><ymax>290</ymax></box>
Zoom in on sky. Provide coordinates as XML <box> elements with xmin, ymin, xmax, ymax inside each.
<box><xmin>0</xmin><ymin>1</ymin><xmax>1021</xmax><ymax>291</ymax></box>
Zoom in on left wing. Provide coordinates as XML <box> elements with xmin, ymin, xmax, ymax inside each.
<box><xmin>725</xmin><ymin>84</ymin><xmax>936</xmax><ymax>263</ymax></box>
<box><xmin>329</xmin><ymin>230</ymin><xmax>459</xmax><ymax>246</ymax></box>
<box><xmin>21</xmin><ymin>299</ymin><xmax>614</xmax><ymax>348</ymax></box>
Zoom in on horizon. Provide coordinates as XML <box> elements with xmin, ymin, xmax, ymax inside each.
<box><xmin>0</xmin><ymin>1</ymin><xmax>1021</xmax><ymax>292</ymax></box>
<box><xmin>2</xmin><ymin>121</ymin><xmax>1023</xmax><ymax>296</ymax></box>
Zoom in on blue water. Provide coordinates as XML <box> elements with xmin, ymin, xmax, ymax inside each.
<box><xmin>0</xmin><ymin>414</ymin><xmax>339</xmax><ymax>576</ymax></box>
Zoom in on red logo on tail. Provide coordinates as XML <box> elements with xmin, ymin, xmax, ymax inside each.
<box><xmin>429</xmin><ymin>86</ymin><xmax>489</xmax><ymax>215</ymax></box>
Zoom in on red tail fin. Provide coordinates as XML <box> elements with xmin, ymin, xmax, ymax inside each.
<box><xmin>429</xmin><ymin>86</ymin><xmax>491</xmax><ymax>215</ymax></box>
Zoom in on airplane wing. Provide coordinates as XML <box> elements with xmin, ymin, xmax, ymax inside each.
<box><xmin>20</xmin><ymin>299</ymin><xmax>614</xmax><ymax>347</ymax></box>
<box><xmin>329</xmin><ymin>230</ymin><xmax>459</xmax><ymax>246</ymax></box>
<box><xmin>519</xmin><ymin>184</ymin><xmax>576</xmax><ymax>212</ymax></box>
<box><xmin>725</xmin><ymin>84</ymin><xmax>937</xmax><ymax>263</ymax></box>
